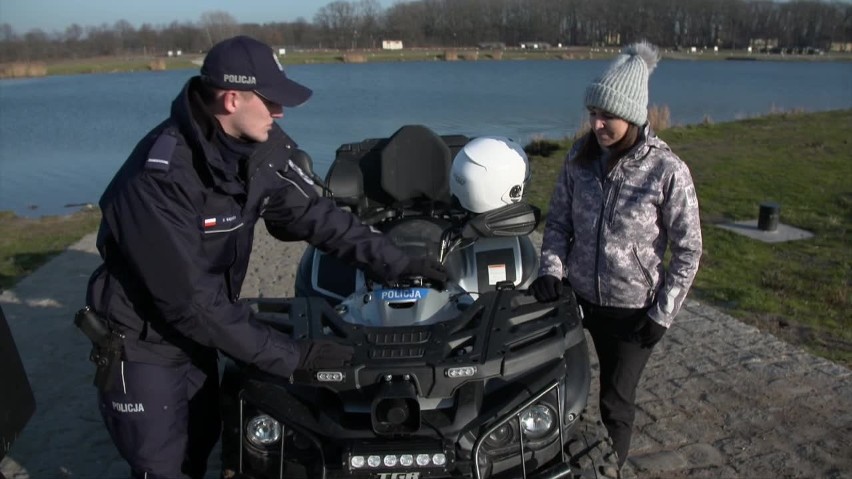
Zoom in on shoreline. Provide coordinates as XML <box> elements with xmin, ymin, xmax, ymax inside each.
<box><xmin>2</xmin><ymin>107</ymin><xmax>847</xmax><ymax>220</ymax></box>
<box><xmin>2</xmin><ymin>47</ymin><xmax>851</xmax><ymax>80</ymax></box>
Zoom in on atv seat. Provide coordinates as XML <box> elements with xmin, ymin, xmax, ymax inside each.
<box><xmin>380</xmin><ymin>124</ymin><xmax>452</xmax><ymax>204</ymax></box>
<box><xmin>325</xmin><ymin>125</ymin><xmax>469</xmax><ymax>215</ymax></box>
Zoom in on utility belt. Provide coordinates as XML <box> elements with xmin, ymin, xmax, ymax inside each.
<box><xmin>74</xmin><ymin>306</ymin><xmax>124</xmax><ymax>392</ymax></box>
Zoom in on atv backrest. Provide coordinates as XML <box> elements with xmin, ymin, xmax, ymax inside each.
<box><xmin>380</xmin><ymin>125</ymin><xmax>451</xmax><ymax>203</ymax></box>
<box><xmin>326</xmin><ymin>125</ymin><xmax>469</xmax><ymax>214</ymax></box>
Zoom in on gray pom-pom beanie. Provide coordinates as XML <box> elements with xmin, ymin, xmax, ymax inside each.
<box><xmin>584</xmin><ymin>41</ymin><xmax>660</xmax><ymax>126</ymax></box>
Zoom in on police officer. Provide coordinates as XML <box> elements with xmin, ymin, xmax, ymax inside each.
<box><xmin>85</xmin><ymin>35</ymin><xmax>446</xmax><ymax>479</ymax></box>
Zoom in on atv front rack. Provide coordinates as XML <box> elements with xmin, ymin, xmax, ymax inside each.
<box><xmin>248</xmin><ymin>287</ymin><xmax>584</xmax><ymax>397</ymax></box>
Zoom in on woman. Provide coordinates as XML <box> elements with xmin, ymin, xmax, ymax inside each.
<box><xmin>530</xmin><ymin>41</ymin><xmax>702</xmax><ymax>468</ymax></box>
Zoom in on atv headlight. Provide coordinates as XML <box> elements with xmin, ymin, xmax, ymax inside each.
<box><xmin>246</xmin><ymin>414</ymin><xmax>281</xmax><ymax>447</ymax></box>
<box><xmin>485</xmin><ymin>423</ymin><xmax>514</xmax><ymax>447</ymax></box>
<box><xmin>520</xmin><ymin>405</ymin><xmax>554</xmax><ymax>439</ymax></box>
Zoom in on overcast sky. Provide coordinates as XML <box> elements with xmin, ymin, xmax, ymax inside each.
<box><xmin>0</xmin><ymin>0</ymin><xmax>398</xmax><ymax>33</ymax></box>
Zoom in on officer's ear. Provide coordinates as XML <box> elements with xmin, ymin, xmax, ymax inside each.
<box><xmin>220</xmin><ymin>90</ymin><xmax>242</xmax><ymax>114</ymax></box>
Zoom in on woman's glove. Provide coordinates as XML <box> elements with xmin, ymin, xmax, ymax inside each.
<box><xmin>634</xmin><ymin>316</ymin><xmax>667</xmax><ymax>348</ymax></box>
<box><xmin>297</xmin><ymin>340</ymin><xmax>355</xmax><ymax>370</ymax></box>
<box><xmin>530</xmin><ymin>275</ymin><xmax>563</xmax><ymax>302</ymax></box>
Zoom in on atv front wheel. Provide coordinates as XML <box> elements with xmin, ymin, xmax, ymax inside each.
<box><xmin>565</xmin><ymin>413</ymin><xmax>622</xmax><ymax>479</ymax></box>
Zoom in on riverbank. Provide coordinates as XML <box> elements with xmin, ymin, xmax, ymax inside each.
<box><xmin>2</xmin><ymin>46</ymin><xmax>851</xmax><ymax>79</ymax></box>
<box><xmin>1</xmin><ymin>110</ymin><xmax>850</xmax><ymax>367</ymax></box>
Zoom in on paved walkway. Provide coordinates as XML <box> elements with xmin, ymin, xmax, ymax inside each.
<box><xmin>1</xmin><ymin>229</ymin><xmax>850</xmax><ymax>478</ymax></box>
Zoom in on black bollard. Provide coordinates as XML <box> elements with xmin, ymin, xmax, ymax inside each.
<box><xmin>758</xmin><ymin>202</ymin><xmax>780</xmax><ymax>231</ymax></box>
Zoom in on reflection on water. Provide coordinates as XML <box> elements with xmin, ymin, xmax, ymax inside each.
<box><xmin>1</xmin><ymin>60</ymin><xmax>850</xmax><ymax>216</ymax></box>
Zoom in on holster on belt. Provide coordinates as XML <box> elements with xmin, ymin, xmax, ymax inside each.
<box><xmin>74</xmin><ymin>307</ymin><xmax>124</xmax><ymax>392</ymax></box>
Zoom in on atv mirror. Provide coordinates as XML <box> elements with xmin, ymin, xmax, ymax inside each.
<box><xmin>290</xmin><ymin>149</ymin><xmax>333</xmax><ymax>196</ymax></box>
<box><xmin>290</xmin><ymin>149</ymin><xmax>315</xmax><ymax>177</ymax></box>
<box><xmin>461</xmin><ymin>202</ymin><xmax>540</xmax><ymax>239</ymax></box>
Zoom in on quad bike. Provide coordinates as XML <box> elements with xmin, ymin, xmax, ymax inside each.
<box><xmin>220</xmin><ymin>126</ymin><xmax>619</xmax><ymax>478</ymax></box>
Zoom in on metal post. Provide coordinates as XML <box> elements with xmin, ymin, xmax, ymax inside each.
<box><xmin>758</xmin><ymin>202</ymin><xmax>780</xmax><ymax>231</ymax></box>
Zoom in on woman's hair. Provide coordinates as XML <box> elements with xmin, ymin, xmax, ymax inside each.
<box><xmin>575</xmin><ymin>121</ymin><xmax>641</xmax><ymax>165</ymax></box>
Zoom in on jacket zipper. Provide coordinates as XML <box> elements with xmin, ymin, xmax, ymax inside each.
<box><xmin>631</xmin><ymin>244</ymin><xmax>656</xmax><ymax>300</ymax></box>
<box><xmin>606</xmin><ymin>177</ymin><xmax>624</xmax><ymax>225</ymax></box>
<box><xmin>593</xmin><ymin>174</ymin><xmax>607</xmax><ymax>304</ymax></box>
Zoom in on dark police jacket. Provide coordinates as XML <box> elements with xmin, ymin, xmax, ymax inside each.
<box><xmin>86</xmin><ymin>77</ymin><xmax>409</xmax><ymax>378</ymax></box>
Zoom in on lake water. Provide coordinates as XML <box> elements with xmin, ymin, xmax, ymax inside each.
<box><xmin>1</xmin><ymin>59</ymin><xmax>850</xmax><ymax>217</ymax></box>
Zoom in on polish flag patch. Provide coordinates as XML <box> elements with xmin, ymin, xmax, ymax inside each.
<box><xmin>203</xmin><ymin>217</ymin><xmax>217</xmax><ymax>228</ymax></box>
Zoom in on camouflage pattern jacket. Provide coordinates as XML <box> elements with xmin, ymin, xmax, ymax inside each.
<box><xmin>539</xmin><ymin>126</ymin><xmax>702</xmax><ymax>327</ymax></box>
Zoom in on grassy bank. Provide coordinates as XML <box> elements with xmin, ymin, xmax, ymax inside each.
<box><xmin>1</xmin><ymin>110</ymin><xmax>849</xmax><ymax>366</ymax></box>
<box><xmin>0</xmin><ymin>208</ymin><xmax>101</xmax><ymax>290</ymax></box>
<box><xmin>525</xmin><ymin>109</ymin><xmax>852</xmax><ymax>366</ymax></box>
<box><xmin>2</xmin><ymin>47</ymin><xmax>851</xmax><ymax>78</ymax></box>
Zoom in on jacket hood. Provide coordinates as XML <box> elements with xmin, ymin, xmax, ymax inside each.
<box><xmin>170</xmin><ymin>77</ymin><xmax>244</xmax><ymax>194</ymax></box>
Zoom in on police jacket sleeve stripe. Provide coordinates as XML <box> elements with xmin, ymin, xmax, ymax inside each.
<box><xmin>102</xmin><ymin>171</ymin><xmax>300</xmax><ymax>378</ymax></box>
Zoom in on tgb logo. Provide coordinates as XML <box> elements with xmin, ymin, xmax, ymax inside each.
<box><xmin>376</xmin><ymin>473</ymin><xmax>420</xmax><ymax>479</ymax></box>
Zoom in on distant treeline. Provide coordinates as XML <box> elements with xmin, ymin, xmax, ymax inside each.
<box><xmin>1</xmin><ymin>0</ymin><xmax>850</xmax><ymax>62</ymax></box>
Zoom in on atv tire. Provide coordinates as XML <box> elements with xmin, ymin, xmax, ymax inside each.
<box><xmin>565</xmin><ymin>413</ymin><xmax>622</xmax><ymax>479</ymax></box>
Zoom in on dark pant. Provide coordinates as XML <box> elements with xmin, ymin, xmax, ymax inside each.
<box><xmin>98</xmin><ymin>358</ymin><xmax>221</xmax><ymax>479</ymax></box>
<box><xmin>577</xmin><ymin>297</ymin><xmax>655</xmax><ymax>467</ymax></box>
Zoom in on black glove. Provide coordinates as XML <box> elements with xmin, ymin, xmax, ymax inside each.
<box><xmin>401</xmin><ymin>256</ymin><xmax>448</xmax><ymax>289</ymax></box>
<box><xmin>634</xmin><ymin>316</ymin><xmax>667</xmax><ymax>349</ymax></box>
<box><xmin>297</xmin><ymin>340</ymin><xmax>355</xmax><ymax>370</ymax></box>
<box><xmin>530</xmin><ymin>275</ymin><xmax>563</xmax><ymax>302</ymax></box>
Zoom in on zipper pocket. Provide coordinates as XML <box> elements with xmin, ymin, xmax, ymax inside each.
<box><xmin>631</xmin><ymin>244</ymin><xmax>655</xmax><ymax>294</ymax></box>
<box><xmin>606</xmin><ymin>177</ymin><xmax>624</xmax><ymax>224</ymax></box>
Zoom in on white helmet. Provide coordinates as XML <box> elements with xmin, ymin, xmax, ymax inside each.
<box><xmin>450</xmin><ymin>136</ymin><xmax>530</xmax><ymax>213</ymax></box>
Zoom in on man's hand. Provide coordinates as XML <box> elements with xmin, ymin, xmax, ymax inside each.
<box><xmin>529</xmin><ymin>275</ymin><xmax>563</xmax><ymax>302</ymax></box>
<box><xmin>297</xmin><ymin>339</ymin><xmax>354</xmax><ymax>370</ymax></box>
<box><xmin>401</xmin><ymin>256</ymin><xmax>447</xmax><ymax>289</ymax></box>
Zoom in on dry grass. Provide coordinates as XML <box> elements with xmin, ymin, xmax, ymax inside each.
<box><xmin>648</xmin><ymin>104</ymin><xmax>671</xmax><ymax>131</ymax></box>
<box><xmin>342</xmin><ymin>53</ymin><xmax>367</xmax><ymax>63</ymax></box>
<box><xmin>574</xmin><ymin>121</ymin><xmax>591</xmax><ymax>140</ymax></box>
<box><xmin>768</xmin><ymin>104</ymin><xmax>807</xmax><ymax>116</ymax></box>
<box><xmin>443</xmin><ymin>50</ymin><xmax>458</xmax><ymax>61</ymax></box>
<box><xmin>148</xmin><ymin>58</ymin><xmax>166</xmax><ymax>71</ymax></box>
<box><xmin>0</xmin><ymin>62</ymin><xmax>47</xmax><ymax>78</ymax></box>
<box><xmin>523</xmin><ymin>135</ymin><xmax>562</xmax><ymax>157</ymax></box>
<box><xmin>487</xmin><ymin>50</ymin><xmax>504</xmax><ymax>60</ymax></box>
<box><xmin>570</xmin><ymin>104</ymin><xmax>671</xmax><ymax>138</ymax></box>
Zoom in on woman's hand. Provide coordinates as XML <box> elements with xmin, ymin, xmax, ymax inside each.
<box><xmin>530</xmin><ymin>275</ymin><xmax>563</xmax><ymax>302</ymax></box>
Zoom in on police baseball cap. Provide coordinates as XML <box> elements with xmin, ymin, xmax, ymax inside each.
<box><xmin>200</xmin><ymin>35</ymin><xmax>312</xmax><ymax>107</ymax></box>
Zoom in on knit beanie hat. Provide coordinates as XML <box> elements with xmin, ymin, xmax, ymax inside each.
<box><xmin>584</xmin><ymin>41</ymin><xmax>660</xmax><ymax>126</ymax></box>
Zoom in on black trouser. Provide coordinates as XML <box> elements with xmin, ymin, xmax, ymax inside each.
<box><xmin>98</xmin><ymin>356</ymin><xmax>221</xmax><ymax>479</ymax></box>
<box><xmin>577</xmin><ymin>297</ymin><xmax>655</xmax><ymax>467</ymax></box>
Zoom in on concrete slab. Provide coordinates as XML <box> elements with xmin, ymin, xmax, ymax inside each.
<box><xmin>715</xmin><ymin>220</ymin><xmax>814</xmax><ymax>243</ymax></box>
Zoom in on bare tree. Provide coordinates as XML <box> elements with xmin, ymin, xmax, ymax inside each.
<box><xmin>2</xmin><ymin>0</ymin><xmax>851</xmax><ymax>63</ymax></box>
<box><xmin>314</xmin><ymin>1</ymin><xmax>359</xmax><ymax>48</ymax></box>
<box><xmin>384</xmin><ymin>1</ymin><xmax>429</xmax><ymax>45</ymax></box>
<box><xmin>199</xmin><ymin>10</ymin><xmax>240</xmax><ymax>47</ymax></box>
<box><xmin>137</xmin><ymin>23</ymin><xmax>161</xmax><ymax>56</ymax></box>
<box><xmin>113</xmin><ymin>19</ymin><xmax>137</xmax><ymax>54</ymax></box>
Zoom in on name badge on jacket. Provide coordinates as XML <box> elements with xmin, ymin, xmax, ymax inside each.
<box><xmin>200</xmin><ymin>214</ymin><xmax>244</xmax><ymax>234</ymax></box>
